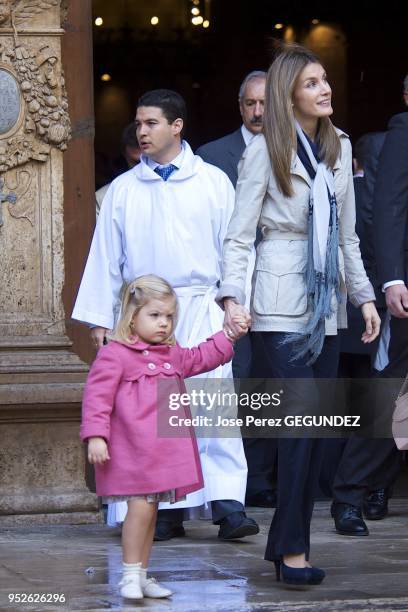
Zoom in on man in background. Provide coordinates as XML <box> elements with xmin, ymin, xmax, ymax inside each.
<box><xmin>329</xmin><ymin>132</ymin><xmax>392</xmax><ymax>537</ymax></box>
<box><xmin>95</xmin><ymin>123</ymin><xmax>141</xmax><ymax>216</ymax></box>
<box><xmin>196</xmin><ymin>70</ymin><xmax>266</xmax><ymax>185</ymax></box>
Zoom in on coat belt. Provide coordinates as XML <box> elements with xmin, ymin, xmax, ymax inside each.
<box><xmin>262</xmin><ymin>229</ymin><xmax>308</xmax><ymax>241</ymax></box>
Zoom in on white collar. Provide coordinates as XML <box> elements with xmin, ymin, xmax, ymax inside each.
<box><xmin>145</xmin><ymin>143</ymin><xmax>185</xmax><ymax>170</ymax></box>
<box><xmin>135</xmin><ymin>141</ymin><xmax>201</xmax><ymax>182</ymax></box>
<box><xmin>241</xmin><ymin>124</ymin><xmax>257</xmax><ymax>146</ymax></box>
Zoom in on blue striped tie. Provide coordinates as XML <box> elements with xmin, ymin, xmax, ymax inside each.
<box><xmin>154</xmin><ymin>164</ymin><xmax>177</xmax><ymax>181</ymax></box>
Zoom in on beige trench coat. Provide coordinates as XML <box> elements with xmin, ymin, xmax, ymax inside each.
<box><xmin>217</xmin><ymin>129</ymin><xmax>375</xmax><ymax>334</ymax></box>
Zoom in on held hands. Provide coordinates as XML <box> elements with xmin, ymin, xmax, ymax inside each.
<box><xmin>87</xmin><ymin>437</ymin><xmax>110</xmax><ymax>465</ymax></box>
<box><xmin>90</xmin><ymin>326</ymin><xmax>108</xmax><ymax>349</ymax></box>
<box><xmin>224</xmin><ymin>315</ymin><xmax>249</xmax><ymax>342</ymax></box>
<box><xmin>223</xmin><ymin>298</ymin><xmax>251</xmax><ymax>342</ymax></box>
<box><xmin>385</xmin><ymin>284</ymin><xmax>408</xmax><ymax>319</ymax></box>
<box><xmin>361</xmin><ymin>301</ymin><xmax>381</xmax><ymax>343</ymax></box>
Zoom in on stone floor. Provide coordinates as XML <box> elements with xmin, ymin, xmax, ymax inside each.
<box><xmin>1</xmin><ymin>500</ymin><xmax>408</xmax><ymax>612</ymax></box>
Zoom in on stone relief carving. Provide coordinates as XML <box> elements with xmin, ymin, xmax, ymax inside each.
<box><xmin>0</xmin><ymin>0</ymin><xmax>71</xmax><ymax>174</ymax></box>
<box><xmin>0</xmin><ymin>0</ymin><xmax>59</xmax><ymax>29</ymax></box>
<box><xmin>0</xmin><ymin>175</ymin><xmax>16</xmax><ymax>227</ymax></box>
<box><xmin>0</xmin><ymin>0</ymin><xmax>11</xmax><ymax>26</ymax></box>
<box><xmin>4</xmin><ymin>167</ymin><xmax>33</xmax><ymax>224</ymax></box>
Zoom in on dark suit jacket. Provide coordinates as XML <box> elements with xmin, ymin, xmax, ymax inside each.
<box><xmin>357</xmin><ymin>132</ymin><xmax>386</xmax><ymax>293</ymax></box>
<box><xmin>196</xmin><ymin>128</ymin><xmax>245</xmax><ymax>188</ymax></box>
<box><xmin>341</xmin><ymin>176</ymin><xmax>374</xmax><ymax>354</ymax></box>
<box><xmin>373</xmin><ymin>112</ymin><xmax>408</xmax><ymax>288</ymax></box>
<box><xmin>360</xmin><ymin>132</ymin><xmax>387</xmax><ymax>207</ymax></box>
<box><xmin>340</xmin><ymin>132</ymin><xmax>385</xmax><ymax>354</ymax></box>
<box><xmin>354</xmin><ymin>176</ymin><xmax>369</xmax><ymax>268</ymax></box>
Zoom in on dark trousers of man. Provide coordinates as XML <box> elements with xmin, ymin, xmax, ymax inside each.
<box><xmin>332</xmin><ymin>316</ymin><xmax>405</xmax><ymax>507</ymax></box>
<box><xmin>261</xmin><ymin>333</ymin><xmax>339</xmax><ymax>562</ymax></box>
<box><xmin>318</xmin><ymin>352</ymin><xmax>373</xmax><ymax>498</ymax></box>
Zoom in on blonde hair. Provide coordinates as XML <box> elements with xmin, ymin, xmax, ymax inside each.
<box><xmin>263</xmin><ymin>42</ymin><xmax>341</xmax><ymax>197</ymax></box>
<box><xmin>111</xmin><ymin>274</ymin><xmax>178</xmax><ymax>345</ymax></box>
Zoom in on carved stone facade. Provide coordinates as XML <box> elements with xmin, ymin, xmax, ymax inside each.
<box><xmin>0</xmin><ymin>1</ymin><xmax>71</xmax><ymax>338</ymax></box>
<box><xmin>0</xmin><ymin>1</ymin><xmax>100</xmax><ymax>525</ymax></box>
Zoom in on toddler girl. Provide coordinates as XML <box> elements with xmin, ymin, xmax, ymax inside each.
<box><xmin>80</xmin><ymin>274</ymin><xmax>247</xmax><ymax>601</ymax></box>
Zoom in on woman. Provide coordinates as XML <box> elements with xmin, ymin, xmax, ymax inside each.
<box><xmin>217</xmin><ymin>43</ymin><xmax>380</xmax><ymax>585</ymax></box>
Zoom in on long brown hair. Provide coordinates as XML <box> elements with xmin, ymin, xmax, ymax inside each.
<box><xmin>263</xmin><ymin>42</ymin><xmax>341</xmax><ymax>197</ymax></box>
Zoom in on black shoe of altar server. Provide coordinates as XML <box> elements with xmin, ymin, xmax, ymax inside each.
<box><xmin>363</xmin><ymin>488</ymin><xmax>389</xmax><ymax>521</ymax></box>
<box><xmin>217</xmin><ymin>511</ymin><xmax>260</xmax><ymax>540</ymax></box>
<box><xmin>153</xmin><ymin>521</ymin><xmax>186</xmax><ymax>541</ymax></box>
<box><xmin>331</xmin><ymin>502</ymin><xmax>369</xmax><ymax>536</ymax></box>
<box><xmin>245</xmin><ymin>489</ymin><xmax>277</xmax><ymax>508</ymax></box>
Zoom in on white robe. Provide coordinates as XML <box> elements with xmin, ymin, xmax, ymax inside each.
<box><xmin>72</xmin><ymin>142</ymin><xmax>252</xmax><ymax>523</ymax></box>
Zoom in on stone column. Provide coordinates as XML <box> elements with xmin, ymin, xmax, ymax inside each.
<box><xmin>0</xmin><ymin>0</ymin><xmax>101</xmax><ymax>525</ymax></box>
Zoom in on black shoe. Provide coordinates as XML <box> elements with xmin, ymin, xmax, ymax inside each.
<box><xmin>274</xmin><ymin>560</ymin><xmax>325</xmax><ymax>585</ymax></box>
<box><xmin>153</xmin><ymin>521</ymin><xmax>185</xmax><ymax>542</ymax></box>
<box><xmin>217</xmin><ymin>511</ymin><xmax>259</xmax><ymax>540</ymax></box>
<box><xmin>331</xmin><ymin>502</ymin><xmax>369</xmax><ymax>536</ymax></box>
<box><xmin>363</xmin><ymin>488</ymin><xmax>389</xmax><ymax>520</ymax></box>
<box><xmin>245</xmin><ymin>489</ymin><xmax>277</xmax><ymax>508</ymax></box>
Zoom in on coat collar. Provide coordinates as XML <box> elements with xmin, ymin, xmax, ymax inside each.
<box><xmin>134</xmin><ymin>141</ymin><xmax>200</xmax><ymax>183</ymax></box>
<box><xmin>111</xmin><ymin>339</ymin><xmax>172</xmax><ymax>353</ymax></box>
<box><xmin>290</xmin><ymin>154</ymin><xmax>312</xmax><ymax>187</ymax></box>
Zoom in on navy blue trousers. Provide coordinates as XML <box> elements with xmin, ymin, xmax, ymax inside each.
<box><xmin>261</xmin><ymin>333</ymin><xmax>339</xmax><ymax>561</ymax></box>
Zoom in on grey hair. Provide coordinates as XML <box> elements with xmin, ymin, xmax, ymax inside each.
<box><xmin>403</xmin><ymin>73</ymin><xmax>408</xmax><ymax>93</ymax></box>
<box><xmin>238</xmin><ymin>70</ymin><xmax>267</xmax><ymax>100</ymax></box>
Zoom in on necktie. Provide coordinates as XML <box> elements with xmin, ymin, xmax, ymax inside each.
<box><xmin>154</xmin><ymin>164</ymin><xmax>177</xmax><ymax>181</ymax></box>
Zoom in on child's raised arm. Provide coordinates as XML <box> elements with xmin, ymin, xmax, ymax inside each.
<box><xmin>179</xmin><ymin>331</ymin><xmax>235</xmax><ymax>378</ymax></box>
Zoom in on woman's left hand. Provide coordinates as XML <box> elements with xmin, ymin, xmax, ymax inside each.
<box><xmin>361</xmin><ymin>301</ymin><xmax>381</xmax><ymax>343</ymax></box>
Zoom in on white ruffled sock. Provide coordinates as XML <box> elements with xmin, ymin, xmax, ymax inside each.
<box><xmin>140</xmin><ymin>567</ymin><xmax>148</xmax><ymax>586</ymax></box>
<box><xmin>119</xmin><ymin>562</ymin><xmax>143</xmax><ymax>599</ymax></box>
<box><xmin>122</xmin><ymin>561</ymin><xmax>142</xmax><ymax>575</ymax></box>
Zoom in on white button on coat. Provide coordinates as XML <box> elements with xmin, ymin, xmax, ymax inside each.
<box><xmin>163</xmin><ymin>363</ymin><xmax>171</xmax><ymax>369</ymax></box>
<box><xmin>148</xmin><ymin>363</ymin><xmax>156</xmax><ymax>370</ymax></box>
<box><xmin>142</xmin><ymin>350</ymin><xmax>149</xmax><ymax>356</ymax></box>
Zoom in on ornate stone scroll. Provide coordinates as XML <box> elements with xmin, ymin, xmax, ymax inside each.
<box><xmin>0</xmin><ymin>176</ymin><xmax>16</xmax><ymax>226</ymax></box>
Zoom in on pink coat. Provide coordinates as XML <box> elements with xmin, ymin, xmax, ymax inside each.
<box><xmin>80</xmin><ymin>331</ymin><xmax>233</xmax><ymax>499</ymax></box>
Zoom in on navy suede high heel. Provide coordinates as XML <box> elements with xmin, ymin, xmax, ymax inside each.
<box><xmin>274</xmin><ymin>560</ymin><xmax>325</xmax><ymax>585</ymax></box>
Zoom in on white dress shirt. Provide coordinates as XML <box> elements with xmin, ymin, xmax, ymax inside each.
<box><xmin>146</xmin><ymin>145</ymin><xmax>185</xmax><ymax>172</ymax></box>
<box><xmin>241</xmin><ymin>124</ymin><xmax>256</xmax><ymax>147</ymax></box>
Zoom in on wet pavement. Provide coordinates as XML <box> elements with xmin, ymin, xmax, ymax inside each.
<box><xmin>1</xmin><ymin>500</ymin><xmax>408</xmax><ymax>611</ymax></box>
